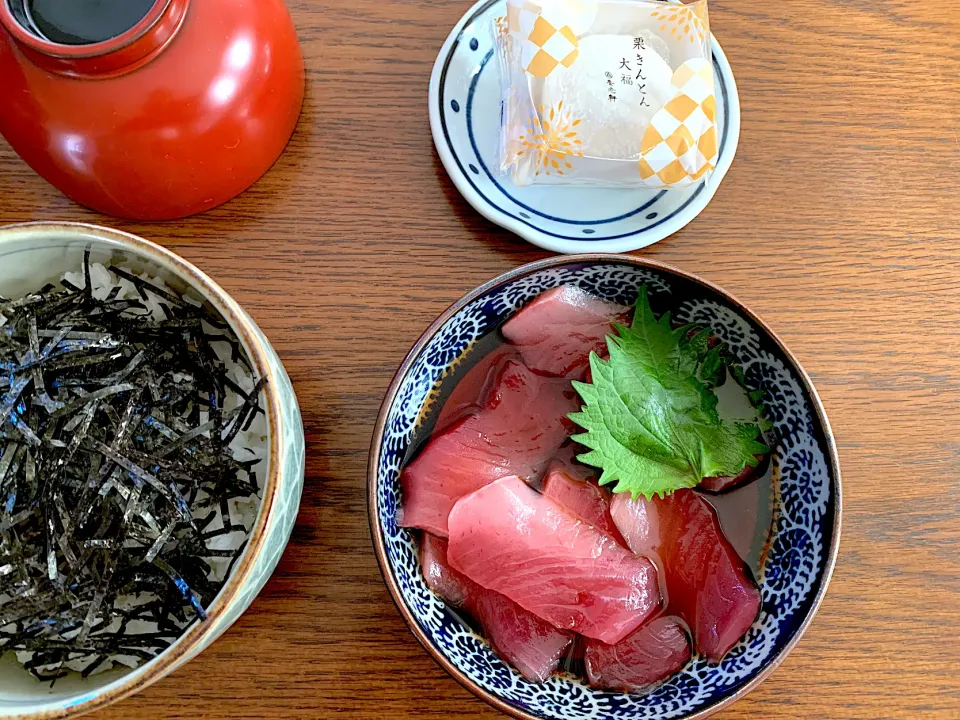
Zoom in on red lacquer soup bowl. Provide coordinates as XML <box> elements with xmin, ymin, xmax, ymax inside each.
<box><xmin>0</xmin><ymin>0</ymin><xmax>304</xmax><ymax>220</ymax></box>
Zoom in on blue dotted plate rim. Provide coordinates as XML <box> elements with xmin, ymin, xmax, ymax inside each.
<box><xmin>428</xmin><ymin>0</ymin><xmax>741</xmax><ymax>253</ymax></box>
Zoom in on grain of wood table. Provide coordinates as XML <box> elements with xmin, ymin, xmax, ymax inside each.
<box><xmin>1</xmin><ymin>0</ymin><xmax>959</xmax><ymax>717</ymax></box>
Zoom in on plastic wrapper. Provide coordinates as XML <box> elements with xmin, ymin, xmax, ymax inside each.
<box><xmin>496</xmin><ymin>0</ymin><xmax>716</xmax><ymax>188</ymax></box>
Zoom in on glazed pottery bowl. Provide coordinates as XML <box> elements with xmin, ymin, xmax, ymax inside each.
<box><xmin>369</xmin><ymin>255</ymin><xmax>841</xmax><ymax>720</ymax></box>
<box><xmin>0</xmin><ymin>222</ymin><xmax>305</xmax><ymax>719</ymax></box>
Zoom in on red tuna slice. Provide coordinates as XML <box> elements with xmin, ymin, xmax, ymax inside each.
<box><xmin>447</xmin><ymin>476</ymin><xmax>661</xmax><ymax>645</ymax></box>
<box><xmin>584</xmin><ymin>616</ymin><xmax>691</xmax><ymax>692</ymax></box>
<box><xmin>421</xmin><ymin>533</ymin><xmax>471</xmax><ymax>607</ymax></box>
<box><xmin>609</xmin><ymin>490</ymin><xmax>761</xmax><ymax>661</ymax></box>
<box><xmin>420</xmin><ymin>534</ymin><xmax>572</xmax><ymax>682</ymax></box>
<box><xmin>501</xmin><ymin>285</ymin><xmax>629</xmax><ymax>378</ymax></box>
<box><xmin>546</xmin><ymin>442</ymin><xmax>599</xmax><ymax>484</ymax></box>
<box><xmin>699</xmin><ymin>453</ymin><xmax>770</xmax><ymax>494</ymax></box>
<box><xmin>471</xmin><ymin>588</ymin><xmax>574</xmax><ymax>682</ymax></box>
<box><xmin>400</xmin><ymin>359</ymin><xmax>578</xmax><ymax>537</ymax></box>
<box><xmin>541</xmin><ymin>467</ymin><xmax>623</xmax><ymax>540</ymax></box>
<box><xmin>432</xmin><ymin>344</ymin><xmax>521</xmax><ymax>435</ymax></box>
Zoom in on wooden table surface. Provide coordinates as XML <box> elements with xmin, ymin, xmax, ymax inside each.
<box><xmin>2</xmin><ymin>0</ymin><xmax>959</xmax><ymax>717</ymax></box>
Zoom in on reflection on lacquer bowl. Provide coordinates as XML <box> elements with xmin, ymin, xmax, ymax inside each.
<box><xmin>368</xmin><ymin>254</ymin><xmax>841</xmax><ymax>720</ymax></box>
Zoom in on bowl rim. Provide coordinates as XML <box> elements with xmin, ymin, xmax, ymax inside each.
<box><xmin>0</xmin><ymin>221</ymin><xmax>287</xmax><ymax>720</ymax></box>
<box><xmin>0</xmin><ymin>0</ymin><xmax>172</xmax><ymax>59</ymax></box>
<box><xmin>367</xmin><ymin>253</ymin><xmax>842</xmax><ymax>720</ymax></box>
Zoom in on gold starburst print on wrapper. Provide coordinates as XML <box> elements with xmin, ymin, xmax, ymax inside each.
<box><xmin>651</xmin><ymin>0</ymin><xmax>708</xmax><ymax>44</ymax></box>
<box><xmin>495</xmin><ymin>15</ymin><xmax>510</xmax><ymax>46</ymax></box>
<box><xmin>638</xmin><ymin>57</ymin><xmax>717</xmax><ymax>187</ymax></box>
<box><xmin>515</xmin><ymin>102</ymin><xmax>586</xmax><ymax>177</ymax></box>
<box><xmin>494</xmin><ymin>15</ymin><xmax>517</xmax><ymax>65</ymax></box>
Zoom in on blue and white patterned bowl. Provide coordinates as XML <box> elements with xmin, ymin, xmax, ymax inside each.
<box><xmin>429</xmin><ymin>0</ymin><xmax>740</xmax><ymax>254</ymax></box>
<box><xmin>369</xmin><ymin>255</ymin><xmax>841</xmax><ymax>720</ymax></box>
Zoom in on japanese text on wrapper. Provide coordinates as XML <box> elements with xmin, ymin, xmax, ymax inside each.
<box><xmin>633</xmin><ymin>37</ymin><xmax>649</xmax><ymax>107</ymax></box>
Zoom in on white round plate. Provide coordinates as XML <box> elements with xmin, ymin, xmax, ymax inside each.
<box><xmin>429</xmin><ymin>0</ymin><xmax>741</xmax><ymax>254</ymax></box>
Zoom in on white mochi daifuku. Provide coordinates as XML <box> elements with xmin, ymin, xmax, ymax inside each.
<box><xmin>541</xmin><ymin>34</ymin><xmax>674</xmax><ymax>160</ymax></box>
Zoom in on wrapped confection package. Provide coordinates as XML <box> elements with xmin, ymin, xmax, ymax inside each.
<box><xmin>495</xmin><ymin>0</ymin><xmax>717</xmax><ymax>188</ymax></box>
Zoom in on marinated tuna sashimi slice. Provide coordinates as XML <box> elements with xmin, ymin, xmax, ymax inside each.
<box><xmin>420</xmin><ymin>534</ymin><xmax>572</xmax><ymax>682</ymax></box>
<box><xmin>584</xmin><ymin>616</ymin><xmax>691</xmax><ymax>692</ymax></box>
<box><xmin>699</xmin><ymin>452</ymin><xmax>770</xmax><ymax>493</ymax></box>
<box><xmin>471</xmin><ymin>587</ymin><xmax>574</xmax><ymax>683</ymax></box>
<box><xmin>448</xmin><ymin>476</ymin><xmax>661</xmax><ymax>645</ymax></box>
<box><xmin>432</xmin><ymin>344</ymin><xmax>521</xmax><ymax>435</ymax></box>
<box><xmin>541</xmin><ymin>467</ymin><xmax>623</xmax><ymax>540</ymax></box>
<box><xmin>420</xmin><ymin>532</ymin><xmax>471</xmax><ymax>608</ymax></box>
<box><xmin>400</xmin><ymin>359</ymin><xmax>578</xmax><ymax>537</ymax></box>
<box><xmin>546</xmin><ymin>442</ymin><xmax>599</xmax><ymax>484</ymax></box>
<box><xmin>610</xmin><ymin>490</ymin><xmax>761</xmax><ymax>661</ymax></box>
<box><xmin>501</xmin><ymin>285</ymin><xmax>629</xmax><ymax>378</ymax></box>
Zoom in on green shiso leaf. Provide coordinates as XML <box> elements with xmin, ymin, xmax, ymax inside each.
<box><xmin>569</xmin><ymin>285</ymin><xmax>769</xmax><ymax>500</ymax></box>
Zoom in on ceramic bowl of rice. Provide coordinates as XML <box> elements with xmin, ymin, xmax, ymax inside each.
<box><xmin>0</xmin><ymin>222</ymin><xmax>305</xmax><ymax>719</ymax></box>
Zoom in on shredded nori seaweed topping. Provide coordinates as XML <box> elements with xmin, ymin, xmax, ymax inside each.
<box><xmin>0</xmin><ymin>256</ymin><xmax>266</xmax><ymax>682</ymax></box>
